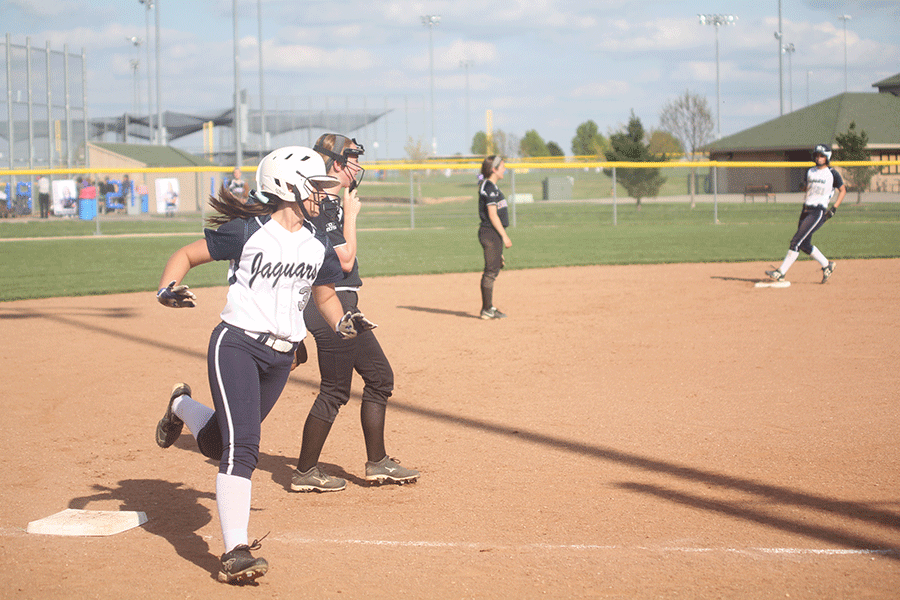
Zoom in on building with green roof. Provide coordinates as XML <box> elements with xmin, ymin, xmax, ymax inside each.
<box><xmin>86</xmin><ymin>142</ymin><xmax>220</xmax><ymax>214</ymax></box>
<box><xmin>704</xmin><ymin>75</ymin><xmax>900</xmax><ymax>195</ymax></box>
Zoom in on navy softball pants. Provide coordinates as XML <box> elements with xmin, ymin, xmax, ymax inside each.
<box><xmin>203</xmin><ymin>321</ymin><xmax>295</xmax><ymax>480</ymax></box>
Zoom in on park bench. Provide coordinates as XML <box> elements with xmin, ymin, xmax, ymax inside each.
<box><xmin>743</xmin><ymin>184</ymin><xmax>775</xmax><ymax>203</ymax></box>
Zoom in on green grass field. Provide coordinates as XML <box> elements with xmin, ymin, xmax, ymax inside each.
<box><xmin>1</xmin><ymin>199</ymin><xmax>898</xmax><ymax>302</ymax></box>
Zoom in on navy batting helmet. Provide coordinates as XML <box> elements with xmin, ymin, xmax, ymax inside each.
<box><xmin>812</xmin><ymin>144</ymin><xmax>832</xmax><ymax>163</ymax></box>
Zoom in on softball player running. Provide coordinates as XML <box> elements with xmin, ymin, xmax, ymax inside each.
<box><xmin>154</xmin><ymin>146</ymin><xmax>372</xmax><ymax>584</ymax></box>
<box><xmin>291</xmin><ymin>133</ymin><xmax>419</xmax><ymax>493</ymax></box>
<box><xmin>478</xmin><ymin>155</ymin><xmax>512</xmax><ymax>319</ymax></box>
<box><xmin>766</xmin><ymin>144</ymin><xmax>845</xmax><ymax>283</ymax></box>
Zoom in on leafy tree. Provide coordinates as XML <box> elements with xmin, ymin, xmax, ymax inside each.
<box><xmin>603</xmin><ymin>111</ymin><xmax>666</xmax><ymax>208</ymax></box>
<box><xmin>647</xmin><ymin>129</ymin><xmax>683</xmax><ymax>155</ymax></box>
<box><xmin>571</xmin><ymin>120</ymin><xmax>607</xmax><ymax>156</ymax></box>
<box><xmin>404</xmin><ymin>136</ymin><xmax>429</xmax><ymax>202</ymax></box>
<box><xmin>833</xmin><ymin>121</ymin><xmax>879</xmax><ymax>204</ymax></box>
<box><xmin>519</xmin><ymin>129</ymin><xmax>549</xmax><ymax>157</ymax></box>
<box><xmin>659</xmin><ymin>90</ymin><xmax>714</xmax><ymax>207</ymax></box>
<box><xmin>471</xmin><ymin>129</ymin><xmax>516</xmax><ymax>156</ymax></box>
<box><xmin>471</xmin><ymin>131</ymin><xmax>488</xmax><ymax>155</ymax></box>
<box><xmin>405</xmin><ymin>136</ymin><xmax>429</xmax><ymax>161</ymax></box>
<box><xmin>547</xmin><ymin>141</ymin><xmax>564</xmax><ymax>157</ymax></box>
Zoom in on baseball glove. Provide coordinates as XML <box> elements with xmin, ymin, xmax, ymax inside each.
<box><xmin>290</xmin><ymin>340</ymin><xmax>308</xmax><ymax>371</ymax></box>
<box><xmin>335</xmin><ymin>310</ymin><xmax>378</xmax><ymax>339</ymax></box>
<box><xmin>157</xmin><ymin>280</ymin><xmax>196</xmax><ymax>308</ymax></box>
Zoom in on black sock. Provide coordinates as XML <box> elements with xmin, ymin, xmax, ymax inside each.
<box><xmin>360</xmin><ymin>401</ymin><xmax>387</xmax><ymax>463</ymax></box>
<box><xmin>296</xmin><ymin>415</ymin><xmax>332</xmax><ymax>472</ymax></box>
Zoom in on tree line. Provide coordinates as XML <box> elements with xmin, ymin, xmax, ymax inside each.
<box><xmin>462</xmin><ymin>90</ymin><xmax>877</xmax><ymax>206</ymax></box>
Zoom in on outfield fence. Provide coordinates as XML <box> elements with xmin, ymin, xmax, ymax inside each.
<box><xmin>2</xmin><ymin>159</ymin><xmax>898</xmax><ymax>231</ymax></box>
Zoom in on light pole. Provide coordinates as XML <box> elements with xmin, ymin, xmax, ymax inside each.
<box><xmin>126</xmin><ymin>36</ymin><xmax>141</xmax><ymax>115</ymax></box>
<box><xmin>138</xmin><ymin>1</ymin><xmax>153</xmax><ymax>143</ymax></box>
<box><xmin>258</xmin><ymin>0</ymin><xmax>265</xmax><ymax>160</ymax></box>
<box><xmin>421</xmin><ymin>15</ymin><xmax>440</xmax><ymax>155</ymax></box>
<box><xmin>698</xmin><ymin>14</ymin><xmax>737</xmax><ymax>139</ymax></box>
<box><xmin>233</xmin><ymin>0</ymin><xmax>241</xmax><ymax>167</ymax></box>
<box><xmin>130</xmin><ymin>59</ymin><xmax>140</xmax><ymax>115</ymax></box>
<box><xmin>152</xmin><ymin>0</ymin><xmax>162</xmax><ymax>144</ymax></box>
<box><xmin>460</xmin><ymin>59</ymin><xmax>473</xmax><ymax>153</ymax></box>
<box><xmin>782</xmin><ymin>43</ymin><xmax>795</xmax><ymax>112</ymax></box>
<box><xmin>776</xmin><ymin>0</ymin><xmax>783</xmax><ymax>115</ymax></box>
<box><xmin>838</xmin><ymin>15</ymin><xmax>851</xmax><ymax>92</ymax></box>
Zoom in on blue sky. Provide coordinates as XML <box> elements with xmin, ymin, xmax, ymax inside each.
<box><xmin>3</xmin><ymin>0</ymin><xmax>898</xmax><ymax>159</ymax></box>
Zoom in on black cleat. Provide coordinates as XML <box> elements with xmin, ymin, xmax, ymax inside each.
<box><xmin>156</xmin><ymin>383</ymin><xmax>190</xmax><ymax>448</ymax></box>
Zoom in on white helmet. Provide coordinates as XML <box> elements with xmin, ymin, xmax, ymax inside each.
<box><xmin>255</xmin><ymin>146</ymin><xmax>339</xmax><ymax>203</ymax></box>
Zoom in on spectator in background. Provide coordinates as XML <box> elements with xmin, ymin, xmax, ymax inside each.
<box><xmin>227</xmin><ymin>168</ymin><xmax>249</xmax><ymax>202</ymax></box>
<box><xmin>121</xmin><ymin>174</ymin><xmax>132</xmax><ymax>208</ymax></box>
<box><xmin>78</xmin><ymin>176</ymin><xmax>97</xmax><ymax>215</ymax></box>
<box><xmin>37</xmin><ymin>175</ymin><xmax>51</xmax><ymax>218</ymax></box>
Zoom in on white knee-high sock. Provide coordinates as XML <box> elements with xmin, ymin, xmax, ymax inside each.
<box><xmin>778</xmin><ymin>249</ymin><xmax>800</xmax><ymax>274</ymax></box>
<box><xmin>216</xmin><ymin>473</ymin><xmax>251</xmax><ymax>553</ymax></box>
<box><xmin>809</xmin><ymin>246</ymin><xmax>829</xmax><ymax>268</ymax></box>
<box><xmin>172</xmin><ymin>395</ymin><xmax>215</xmax><ymax>440</ymax></box>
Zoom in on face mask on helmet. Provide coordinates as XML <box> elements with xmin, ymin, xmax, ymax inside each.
<box><xmin>314</xmin><ymin>134</ymin><xmax>367</xmax><ymax>191</ymax></box>
<box><xmin>302</xmin><ymin>176</ymin><xmax>341</xmax><ymax>208</ymax></box>
<box><xmin>255</xmin><ymin>146</ymin><xmax>340</xmax><ymax>204</ymax></box>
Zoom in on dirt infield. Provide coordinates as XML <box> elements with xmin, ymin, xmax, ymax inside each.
<box><xmin>1</xmin><ymin>259</ymin><xmax>898</xmax><ymax>599</ymax></box>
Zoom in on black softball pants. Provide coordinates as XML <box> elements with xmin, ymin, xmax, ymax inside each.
<box><xmin>479</xmin><ymin>225</ymin><xmax>503</xmax><ymax>311</ymax></box>
<box><xmin>303</xmin><ymin>290</ymin><xmax>393</xmax><ymax>424</ymax></box>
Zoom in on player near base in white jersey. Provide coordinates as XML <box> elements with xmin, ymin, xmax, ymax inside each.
<box><xmin>766</xmin><ymin>144</ymin><xmax>846</xmax><ymax>284</ymax></box>
<box><xmin>154</xmin><ymin>146</ymin><xmax>374</xmax><ymax>585</ymax></box>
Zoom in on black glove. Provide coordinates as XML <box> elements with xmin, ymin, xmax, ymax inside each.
<box><xmin>825</xmin><ymin>206</ymin><xmax>836</xmax><ymax>220</ymax></box>
<box><xmin>157</xmin><ymin>280</ymin><xmax>196</xmax><ymax>308</ymax></box>
<box><xmin>290</xmin><ymin>340</ymin><xmax>307</xmax><ymax>371</ymax></box>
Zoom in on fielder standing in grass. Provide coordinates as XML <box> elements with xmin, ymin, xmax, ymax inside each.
<box><xmin>154</xmin><ymin>146</ymin><xmax>373</xmax><ymax>584</ymax></box>
<box><xmin>766</xmin><ymin>144</ymin><xmax>845</xmax><ymax>284</ymax></box>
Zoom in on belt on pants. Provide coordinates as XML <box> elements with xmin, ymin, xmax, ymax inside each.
<box><xmin>244</xmin><ymin>330</ymin><xmax>295</xmax><ymax>353</ymax></box>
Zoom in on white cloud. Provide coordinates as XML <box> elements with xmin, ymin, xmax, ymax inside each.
<box><xmin>571</xmin><ymin>80</ymin><xmax>630</xmax><ymax>99</ymax></box>
<box><xmin>263</xmin><ymin>42</ymin><xmax>377</xmax><ymax>72</ymax></box>
<box><xmin>7</xmin><ymin>0</ymin><xmax>83</xmax><ymax>19</ymax></box>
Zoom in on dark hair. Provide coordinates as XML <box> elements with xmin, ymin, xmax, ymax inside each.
<box><xmin>206</xmin><ymin>184</ymin><xmax>279</xmax><ymax>227</ymax></box>
<box><xmin>480</xmin><ymin>155</ymin><xmax>503</xmax><ymax>179</ymax></box>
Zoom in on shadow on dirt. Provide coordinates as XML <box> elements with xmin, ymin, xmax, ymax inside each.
<box><xmin>69</xmin><ymin>480</ymin><xmax>219</xmax><ymax>578</ymax></box>
<box><xmin>397</xmin><ymin>305</ymin><xmax>481</xmax><ymax>319</ymax></box>
<box><xmin>389</xmin><ymin>399</ymin><xmax>900</xmax><ymax>558</ymax></box>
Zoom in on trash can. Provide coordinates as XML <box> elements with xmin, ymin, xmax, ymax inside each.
<box><xmin>542</xmin><ymin>177</ymin><xmax>573</xmax><ymax>201</ymax></box>
<box><xmin>78</xmin><ymin>198</ymin><xmax>97</xmax><ymax>220</ymax></box>
<box><xmin>126</xmin><ymin>190</ymin><xmax>141</xmax><ymax>215</ymax></box>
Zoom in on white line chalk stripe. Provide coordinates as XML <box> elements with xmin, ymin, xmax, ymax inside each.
<box><xmin>275</xmin><ymin>535</ymin><xmax>899</xmax><ymax>556</ymax></box>
<box><xmin>2</xmin><ymin>527</ymin><xmax>895</xmax><ymax>556</ymax></box>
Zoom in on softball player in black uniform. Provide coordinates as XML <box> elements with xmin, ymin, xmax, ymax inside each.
<box><xmin>766</xmin><ymin>144</ymin><xmax>845</xmax><ymax>283</ymax></box>
<box><xmin>291</xmin><ymin>133</ymin><xmax>419</xmax><ymax>493</ymax></box>
<box><xmin>154</xmin><ymin>146</ymin><xmax>371</xmax><ymax>584</ymax></box>
<box><xmin>478</xmin><ymin>155</ymin><xmax>512</xmax><ymax>319</ymax></box>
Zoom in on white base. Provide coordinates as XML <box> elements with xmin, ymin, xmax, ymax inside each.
<box><xmin>26</xmin><ymin>509</ymin><xmax>147</xmax><ymax>537</ymax></box>
<box><xmin>754</xmin><ymin>281</ymin><xmax>791</xmax><ymax>288</ymax></box>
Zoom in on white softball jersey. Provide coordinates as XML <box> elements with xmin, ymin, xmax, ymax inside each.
<box><xmin>803</xmin><ymin>166</ymin><xmax>844</xmax><ymax>208</ymax></box>
<box><xmin>205</xmin><ymin>215</ymin><xmax>343</xmax><ymax>342</ymax></box>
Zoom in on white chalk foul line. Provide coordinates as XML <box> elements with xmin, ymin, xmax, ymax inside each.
<box><xmin>274</xmin><ymin>535</ymin><xmax>898</xmax><ymax>557</ymax></box>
